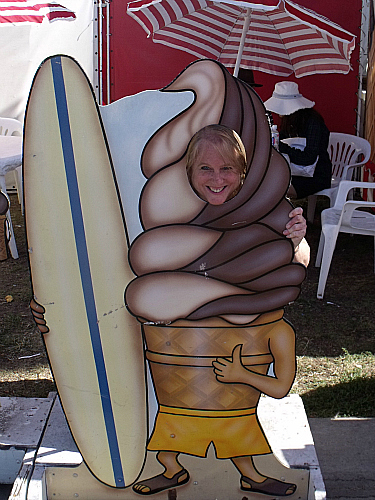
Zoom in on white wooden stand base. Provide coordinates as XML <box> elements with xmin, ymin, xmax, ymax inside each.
<box><xmin>2</xmin><ymin>395</ymin><xmax>326</xmax><ymax>500</ymax></box>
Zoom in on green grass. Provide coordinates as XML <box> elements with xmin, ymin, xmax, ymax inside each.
<box><xmin>292</xmin><ymin>350</ymin><xmax>375</xmax><ymax>417</ymax></box>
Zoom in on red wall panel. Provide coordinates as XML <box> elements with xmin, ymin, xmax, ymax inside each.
<box><xmin>108</xmin><ymin>0</ymin><xmax>362</xmax><ymax>134</ymax></box>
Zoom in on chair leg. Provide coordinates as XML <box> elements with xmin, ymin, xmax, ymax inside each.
<box><xmin>315</xmin><ymin>231</ymin><xmax>325</xmax><ymax>267</ymax></box>
<box><xmin>15</xmin><ymin>166</ymin><xmax>24</xmax><ymax>215</ymax></box>
<box><xmin>0</xmin><ymin>175</ymin><xmax>19</xmax><ymax>259</ymax></box>
<box><xmin>0</xmin><ymin>215</ymin><xmax>7</xmax><ymax>260</ymax></box>
<box><xmin>307</xmin><ymin>195</ymin><xmax>317</xmax><ymax>223</ymax></box>
<box><xmin>328</xmin><ymin>186</ymin><xmax>339</xmax><ymax>206</ymax></box>
<box><xmin>5</xmin><ymin>210</ymin><xmax>19</xmax><ymax>259</ymax></box>
<box><xmin>317</xmin><ymin>227</ymin><xmax>339</xmax><ymax>299</ymax></box>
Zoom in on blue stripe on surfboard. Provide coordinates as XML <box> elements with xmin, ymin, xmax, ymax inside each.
<box><xmin>51</xmin><ymin>56</ymin><xmax>125</xmax><ymax>488</ymax></box>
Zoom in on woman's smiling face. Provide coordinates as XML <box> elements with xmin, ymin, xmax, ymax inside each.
<box><xmin>190</xmin><ymin>142</ymin><xmax>242</xmax><ymax>205</ymax></box>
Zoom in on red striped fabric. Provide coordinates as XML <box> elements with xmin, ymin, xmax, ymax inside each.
<box><xmin>0</xmin><ymin>0</ymin><xmax>76</xmax><ymax>24</ymax></box>
<box><xmin>127</xmin><ymin>0</ymin><xmax>355</xmax><ymax>78</ymax></box>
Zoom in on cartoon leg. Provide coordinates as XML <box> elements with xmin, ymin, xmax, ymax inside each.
<box><xmin>132</xmin><ymin>452</ymin><xmax>190</xmax><ymax>495</ymax></box>
<box><xmin>232</xmin><ymin>456</ymin><xmax>296</xmax><ymax>496</ymax></box>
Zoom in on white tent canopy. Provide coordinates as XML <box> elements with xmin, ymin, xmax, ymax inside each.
<box><xmin>0</xmin><ymin>0</ymin><xmax>95</xmax><ymax>122</ymax></box>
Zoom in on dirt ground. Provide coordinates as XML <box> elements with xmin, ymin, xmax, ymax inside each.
<box><xmin>1</xmin><ymin>193</ymin><xmax>374</xmax><ymax>416</ymax></box>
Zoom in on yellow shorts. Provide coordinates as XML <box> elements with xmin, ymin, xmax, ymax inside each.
<box><xmin>147</xmin><ymin>406</ymin><xmax>271</xmax><ymax>459</ymax></box>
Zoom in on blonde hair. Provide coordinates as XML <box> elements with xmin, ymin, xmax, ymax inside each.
<box><xmin>186</xmin><ymin>125</ymin><xmax>247</xmax><ymax>184</ymax></box>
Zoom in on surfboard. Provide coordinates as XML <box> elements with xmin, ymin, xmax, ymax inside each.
<box><xmin>23</xmin><ymin>55</ymin><xmax>147</xmax><ymax>488</ymax></box>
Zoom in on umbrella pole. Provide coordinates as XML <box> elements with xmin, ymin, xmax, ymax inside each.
<box><xmin>233</xmin><ymin>8</ymin><xmax>251</xmax><ymax>78</ymax></box>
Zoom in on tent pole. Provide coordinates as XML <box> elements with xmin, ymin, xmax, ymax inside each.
<box><xmin>233</xmin><ymin>8</ymin><xmax>251</xmax><ymax>77</ymax></box>
<box><xmin>106</xmin><ymin>0</ymin><xmax>111</xmax><ymax>104</ymax></box>
<box><xmin>99</xmin><ymin>1</ymin><xmax>103</xmax><ymax>104</ymax></box>
<box><xmin>356</xmin><ymin>0</ymin><xmax>370</xmax><ymax>137</ymax></box>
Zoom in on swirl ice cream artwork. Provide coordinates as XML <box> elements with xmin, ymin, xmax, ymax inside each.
<box><xmin>25</xmin><ymin>56</ymin><xmax>308</xmax><ymax>496</ymax></box>
<box><xmin>122</xmin><ymin>59</ymin><xmax>307</xmax><ymax>496</ymax></box>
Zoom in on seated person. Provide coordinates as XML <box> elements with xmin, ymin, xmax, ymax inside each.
<box><xmin>265</xmin><ymin>82</ymin><xmax>332</xmax><ymax>200</ymax></box>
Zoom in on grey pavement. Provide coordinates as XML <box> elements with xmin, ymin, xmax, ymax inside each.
<box><xmin>308</xmin><ymin>418</ymin><xmax>375</xmax><ymax>500</ymax></box>
<box><xmin>0</xmin><ymin>417</ymin><xmax>374</xmax><ymax>499</ymax></box>
<box><xmin>0</xmin><ymin>486</ymin><xmax>11</xmax><ymax>500</ymax></box>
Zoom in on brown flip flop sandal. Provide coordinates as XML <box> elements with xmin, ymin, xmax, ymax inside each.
<box><xmin>132</xmin><ymin>469</ymin><xmax>190</xmax><ymax>495</ymax></box>
<box><xmin>241</xmin><ymin>476</ymin><xmax>296</xmax><ymax>496</ymax></box>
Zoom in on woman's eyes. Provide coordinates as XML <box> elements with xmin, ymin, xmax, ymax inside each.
<box><xmin>200</xmin><ymin>166</ymin><xmax>233</xmax><ymax>171</ymax></box>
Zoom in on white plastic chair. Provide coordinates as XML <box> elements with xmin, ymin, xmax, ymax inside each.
<box><xmin>307</xmin><ymin>133</ymin><xmax>371</xmax><ymax>223</ymax></box>
<box><xmin>0</xmin><ymin>118</ymin><xmax>23</xmax><ymax>208</ymax></box>
<box><xmin>0</xmin><ymin>117</ymin><xmax>23</xmax><ymax>259</ymax></box>
<box><xmin>315</xmin><ymin>180</ymin><xmax>375</xmax><ymax>299</ymax></box>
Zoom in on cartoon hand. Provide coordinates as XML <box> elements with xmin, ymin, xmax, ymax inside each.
<box><xmin>212</xmin><ymin>344</ymin><xmax>247</xmax><ymax>384</ymax></box>
<box><xmin>30</xmin><ymin>298</ymin><xmax>49</xmax><ymax>333</ymax></box>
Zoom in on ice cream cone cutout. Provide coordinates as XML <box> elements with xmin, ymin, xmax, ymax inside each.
<box><xmin>125</xmin><ymin>60</ymin><xmax>308</xmax><ymax>496</ymax></box>
<box><xmin>26</xmin><ymin>56</ymin><xmax>309</xmax><ymax>497</ymax></box>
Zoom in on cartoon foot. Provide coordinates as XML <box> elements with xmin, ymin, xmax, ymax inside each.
<box><xmin>241</xmin><ymin>475</ymin><xmax>296</xmax><ymax>496</ymax></box>
<box><xmin>132</xmin><ymin>469</ymin><xmax>190</xmax><ymax>495</ymax></box>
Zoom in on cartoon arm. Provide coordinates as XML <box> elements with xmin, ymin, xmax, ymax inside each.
<box><xmin>212</xmin><ymin>323</ymin><xmax>296</xmax><ymax>399</ymax></box>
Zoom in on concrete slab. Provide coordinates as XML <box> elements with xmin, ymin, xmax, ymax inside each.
<box><xmin>258</xmin><ymin>395</ymin><xmax>324</xmax><ymax>499</ymax></box>
<box><xmin>0</xmin><ymin>484</ymin><xmax>12</xmax><ymax>500</ymax></box>
<box><xmin>0</xmin><ymin>396</ymin><xmax>55</xmax><ymax>448</ymax></box>
<box><xmin>309</xmin><ymin>418</ymin><xmax>375</xmax><ymax>500</ymax></box>
<box><xmin>0</xmin><ymin>448</ymin><xmax>25</xmax><ymax>483</ymax></box>
<box><xmin>34</xmin><ymin>397</ymin><xmax>81</xmax><ymax>466</ymax></box>
<box><xmin>0</xmin><ymin>395</ymin><xmax>56</xmax><ymax>492</ymax></box>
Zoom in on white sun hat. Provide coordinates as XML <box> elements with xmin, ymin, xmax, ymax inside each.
<box><xmin>264</xmin><ymin>81</ymin><xmax>315</xmax><ymax>116</ymax></box>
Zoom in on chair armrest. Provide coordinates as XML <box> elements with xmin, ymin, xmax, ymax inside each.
<box><xmin>341</xmin><ymin>200</ymin><xmax>375</xmax><ymax>226</ymax></box>
<box><xmin>342</xmin><ymin>162</ymin><xmax>366</xmax><ymax>180</ymax></box>
<box><xmin>333</xmin><ymin>180</ymin><xmax>375</xmax><ymax>209</ymax></box>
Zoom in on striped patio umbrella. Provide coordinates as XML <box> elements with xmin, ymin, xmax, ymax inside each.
<box><xmin>0</xmin><ymin>1</ymin><xmax>76</xmax><ymax>25</ymax></box>
<box><xmin>127</xmin><ymin>0</ymin><xmax>355</xmax><ymax>78</ymax></box>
